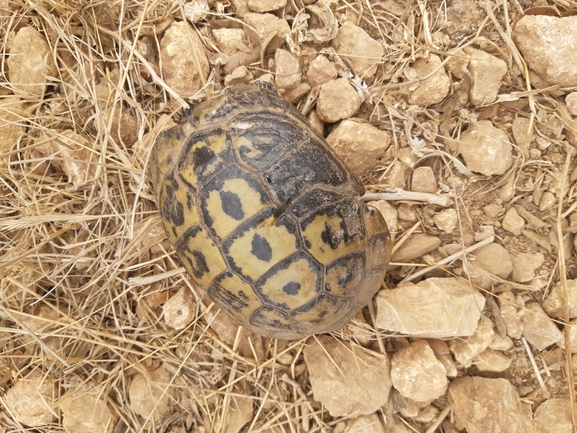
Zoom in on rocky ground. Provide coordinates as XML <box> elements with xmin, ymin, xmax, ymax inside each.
<box><xmin>1</xmin><ymin>0</ymin><xmax>577</xmax><ymax>432</ymax></box>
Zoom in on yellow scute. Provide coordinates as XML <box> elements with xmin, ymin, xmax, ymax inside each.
<box><xmin>228</xmin><ymin>215</ymin><xmax>298</xmax><ymax>281</ymax></box>
<box><xmin>179</xmin><ymin>134</ymin><xmax>228</xmax><ymax>187</ymax></box>
<box><xmin>160</xmin><ymin>179</ymin><xmax>199</xmax><ymax>242</ymax></box>
<box><xmin>259</xmin><ymin>258</ymin><xmax>319</xmax><ymax>309</ymax></box>
<box><xmin>302</xmin><ymin>214</ymin><xmax>364</xmax><ymax>265</ymax></box>
<box><xmin>179</xmin><ymin>228</ymin><xmax>227</xmax><ymax>287</ymax></box>
<box><xmin>232</xmin><ymin>135</ymin><xmax>263</xmax><ymax>160</ymax></box>
<box><xmin>212</xmin><ymin>273</ymin><xmax>262</xmax><ymax>316</ymax></box>
<box><xmin>205</xmin><ymin>177</ymin><xmax>267</xmax><ymax>238</ymax></box>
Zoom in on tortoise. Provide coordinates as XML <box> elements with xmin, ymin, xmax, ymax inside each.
<box><xmin>150</xmin><ymin>81</ymin><xmax>391</xmax><ymax>339</ymax></box>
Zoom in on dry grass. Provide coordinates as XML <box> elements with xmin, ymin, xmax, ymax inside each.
<box><xmin>1</xmin><ymin>0</ymin><xmax>576</xmax><ymax>432</ymax></box>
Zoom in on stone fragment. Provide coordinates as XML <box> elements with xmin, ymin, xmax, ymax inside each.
<box><xmin>542</xmin><ymin>279</ymin><xmax>577</xmax><ymax>319</ymax></box>
<box><xmin>407</xmin><ymin>54</ymin><xmax>451</xmax><ymax>106</ymax></box>
<box><xmin>521</xmin><ymin>302</ymin><xmax>563</xmax><ymax>351</ymax></box>
<box><xmin>428</xmin><ymin>339</ymin><xmax>457</xmax><ymax>377</ymax></box>
<box><xmin>5</xmin><ymin>371</ymin><xmax>56</xmax><ymax>427</ymax></box>
<box><xmin>60</xmin><ymin>386</ymin><xmax>117</xmax><ymax>433</ymax></box>
<box><xmin>159</xmin><ymin>21</ymin><xmax>209</xmax><ymax>96</ymax></box>
<box><xmin>396</xmin><ymin>203</ymin><xmax>417</xmax><ymax>222</ymax></box>
<box><xmin>489</xmin><ymin>334</ymin><xmax>514</xmax><ymax>351</ymax></box>
<box><xmin>391</xmin><ymin>233</ymin><xmax>441</xmax><ymax>263</ymax></box>
<box><xmin>474</xmin><ymin>225</ymin><xmax>495</xmax><ymax>241</ymax></box>
<box><xmin>538</xmin><ymin>191</ymin><xmax>556</xmax><ymax>211</ymax></box>
<box><xmin>0</xmin><ymin>97</ymin><xmax>25</xmax><ymax>158</ymax></box>
<box><xmin>326</xmin><ymin>119</ymin><xmax>390</xmax><ymax>177</ymax></box>
<box><xmin>307</xmin><ymin>55</ymin><xmax>338</xmax><ymax>87</ymax></box>
<box><xmin>411</xmin><ymin>166</ymin><xmax>437</xmax><ymax>193</ymax></box>
<box><xmin>212</xmin><ymin>28</ymin><xmax>249</xmax><ymax>55</ymax></box>
<box><xmin>483</xmin><ymin>203</ymin><xmax>504</xmax><ymax>218</ymax></box>
<box><xmin>474</xmin><ymin>348</ymin><xmax>512</xmax><ymax>372</ymax></box>
<box><xmin>304</xmin><ymin>335</ymin><xmax>391</xmax><ymax>417</ymax></box>
<box><xmin>413</xmin><ymin>405</ymin><xmax>440</xmax><ymax>423</ymax></box>
<box><xmin>221</xmin><ymin>392</ymin><xmax>253</xmax><ymax>433</ymax></box>
<box><xmin>534</xmin><ymin>399</ymin><xmax>574</xmax><ymax>433</ymax></box>
<box><xmin>465</xmin><ymin>48</ymin><xmax>507</xmax><ymax>106</ymax></box>
<box><xmin>512</xmin><ymin>117</ymin><xmax>533</xmax><ymax>146</ymax></box>
<box><xmin>449</xmin><ymin>316</ymin><xmax>495</xmax><ymax>367</ymax></box>
<box><xmin>512</xmin><ymin>117</ymin><xmax>533</xmax><ymax>156</ymax></box>
<box><xmin>345</xmin><ymin>413</ymin><xmax>387</xmax><ymax>433</ymax></box>
<box><xmin>343</xmin><ymin>312</ymin><xmax>373</xmax><ymax>346</ymax></box>
<box><xmin>243</xmin><ymin>13</ymin><xmax>290</xmax><ymax>53</ymax></box>
<box><xmin>247</xmin><ymin>0</ymin><xmax>286</xmax><ymax>12</ymax></box>
<box><xmin>433</xmin><ymin>209</ymin><xmax>458</xmax><ymax>233</ymax></box>
<box><xmin>473</xmin><ymin>243</ymin><xmax>513</xmax><ymax>279</ymax></box>
<box><xmin>163</xmin><ymin>287</ymin><xmax>195</xmax><ymax>330</ymax></box>
<box><xmin>384</xmin><ymin>161</ymin><xmax>407</xmax><ymax>188</ymax></box>
<box><xmin>129</xmin><ymin>364</ymin><xmax>174</xmax><ymax>420</ymax></box>
<box><xmin>230</xmin><ymin>0</ymin><xmax>249</xmax><ymax>17</ymax></box>
<box><xmin>514</xmin><ymin>16</ymin><xmax>577</xmax><ymax>87</ymax></box>
<box><xmin>224</xmin><ymin>65</ymin><xmax>254</xmax><ymax>86</ymax></box>
<box><xmin>332</xmin><ymin>21</ymin><xmax>384</xmax><ymax>80</ymax></box>
<box><xmin>498</xmin><ymin>292</ymin><xmax>523</xmax><ymax>339</ymax></box>
<box><xmin>7</xmin><ymin>27</ymin><xmax>57</xmax><ymax>96</ymax></box>
<box><xmin>204</xmin><ymin>309</ymin><xmax>265</xmax><ymax>360</ymax></box>
<box><xmin>274</xmin><ymin>48</ymin><xmax>300</xmax><ymax>90</ymax></box>
<box><xmin>316</xmin><ymin>78</ymin><xmax>361</xmax><ymax>123</ymax></box>
<box><xmin>184</xmin><ymin>0</ymin><xmax>209</xmax><ymax>23</ymax></box>
<box><xmin>502</xmin><ymin>207</ymin><xmax>525</xmax><ymax>235</ymax></box>
<box><xmin>511</xmin><ymin>252</ymin><xmax>544</xmax><ymax>283</ymax></box>
<box><xmin>368</xmin><ymin>200</ymin><xmax>397</xmax><ymax>240</ymax></box>
<box><xmin>375</xmin><ymin>277</ymin><xmax>486</xmax><ymax>338</ymax></box>
<box><xmin>93</xmin><ymin>70</ymin><xmax>139</xmax><ymax>147</ymax></box>
<box><xmin>566</xmin><ymin>93</ymin><xmax>577</xmax><ymax>116</ymax></box>
<box><xmin>390</xmin><ymin>340</ymin><xmax>448</xmax><ymax>402</ymax></box>
<box><xmin>36</xmin><ymin>130</ymin><xmax>97</xmax><ymax>187</ymax></box>
<box><xmin>398</xmin><ymin>147</ymin><xmax>418</xmax><ymax>167</ymax></box>
<box><xmin>448</xmin><ymin>377</ymin><xmax>534</xmax><ymax>433</ymax></box>
<box><xmin>307</xmin><ymin>108</ymin><xmax>324</xmax><ymax>134</ymax></box>
<box><xmin>444</xmin><ymin>0</ymin><xmax>485</xmax><ymax>40</ymax></box>
<box><xmin>568</xmin><ymin>318</ymin><xmax>577</xmax><ymax>354</ymax></box>
<box><xmin>499</xmin><ymin>174</ymin><xmax>515</xmax><ymax>201</ymax></box>
<box><xmin>458</xmin><ymin>120</ymin><xmax>513</xmax><ymax>176</ymax></box>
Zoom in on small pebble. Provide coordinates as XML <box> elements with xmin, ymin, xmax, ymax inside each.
<box><xmin>502</xmin><ymin>207</ymin><xmax>525</xmax><ymax>235</ymax></box>
<box><xmin>316</xmin><ymin>78</ymin><xmax>361</xmax><ymax>123</ymax></box>
<box><xmin>411</xmin><ymin>166</ymin><xmax>437</xmax><ymax>193</ymax></box>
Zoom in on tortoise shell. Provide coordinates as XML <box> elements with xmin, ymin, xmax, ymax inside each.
<box><xmin>150</xmin><ymin>82</ymin><xmax>391</xmax><ymax>339</ymax></box>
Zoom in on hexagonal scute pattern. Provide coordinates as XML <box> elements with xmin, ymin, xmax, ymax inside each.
<box><xmin>151</xmin><ymin>82</ymin><xmax>391</xmax><ymax>339</ymax></box>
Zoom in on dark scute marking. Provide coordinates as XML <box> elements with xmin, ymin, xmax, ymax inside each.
<box><xmin>320</xmin><ymin>220</ymin><xmax>344</xmax><ymax>250</ymax></box>
<box><xmin>192</xmin><ymin>145</ymin><xmax>216</xmax><ymax>170</ymax></box>
<box><xmin>287</xmin><ymin>189</ymin><xmax>343</xmax><ymax>219</ymax></box>
<box><xmin>161</xmin><ymin>181</ymin><xmax>185</xmax><ymax>226</ymax></box>
<box><xmin>325</xmin><ymin>251</ymin><xmax>366</xmax><ymax>295</ymax></box>
<box><xmin>234</xmin><ymin>113</ymin><xmax>304</xmax><ymax>171</ymax></box>
<box><xmin>208</xmin><ymin>279</ymin><xmax>251</xmax><ymax>314</ymax></box>
<box><xmin>282</xmin><ymin>281</ymin><xmax>300</xmax><ymax>296</ymax></box>
<box><xmin>188</xmin><ymin>250</ymin><xmax>209</xmax><ymax>279</ymax></box>
<box><xmin>294</xmin><ymin>295</ymin><xmax>353</xmax><ymax>334</ymax></box>
<box><xmin>255</xmin><ymin>250</ymin><xmax>323</xmax><ymax>307</ymax></box>
<box><xmin>220</xmin><ymin>190</ymin><xmax>244</xmax><ymax>220</ymax></box>
<box><xmin>304</xmin><ymin>239</ymin><xmax>312</xmax><ymax>249</ymax></box>
<box><xmin>249</xmin><ymin>306</ymin><xmax>290</xmax><ymax>329</ymax></box>
<box><xmin>251</xmin><ymin>233</ymin><xmax>272</xmax><ymax>262</ymax></box>
<box><xmin>253</xmin><ymin>81</ymin><xmax>274</xmax><ymax>91</ymax></box>
<box><xmin>264</xmin><ymin>140</ymin><xmax>351</xmax><ymax>204</ymax></box>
